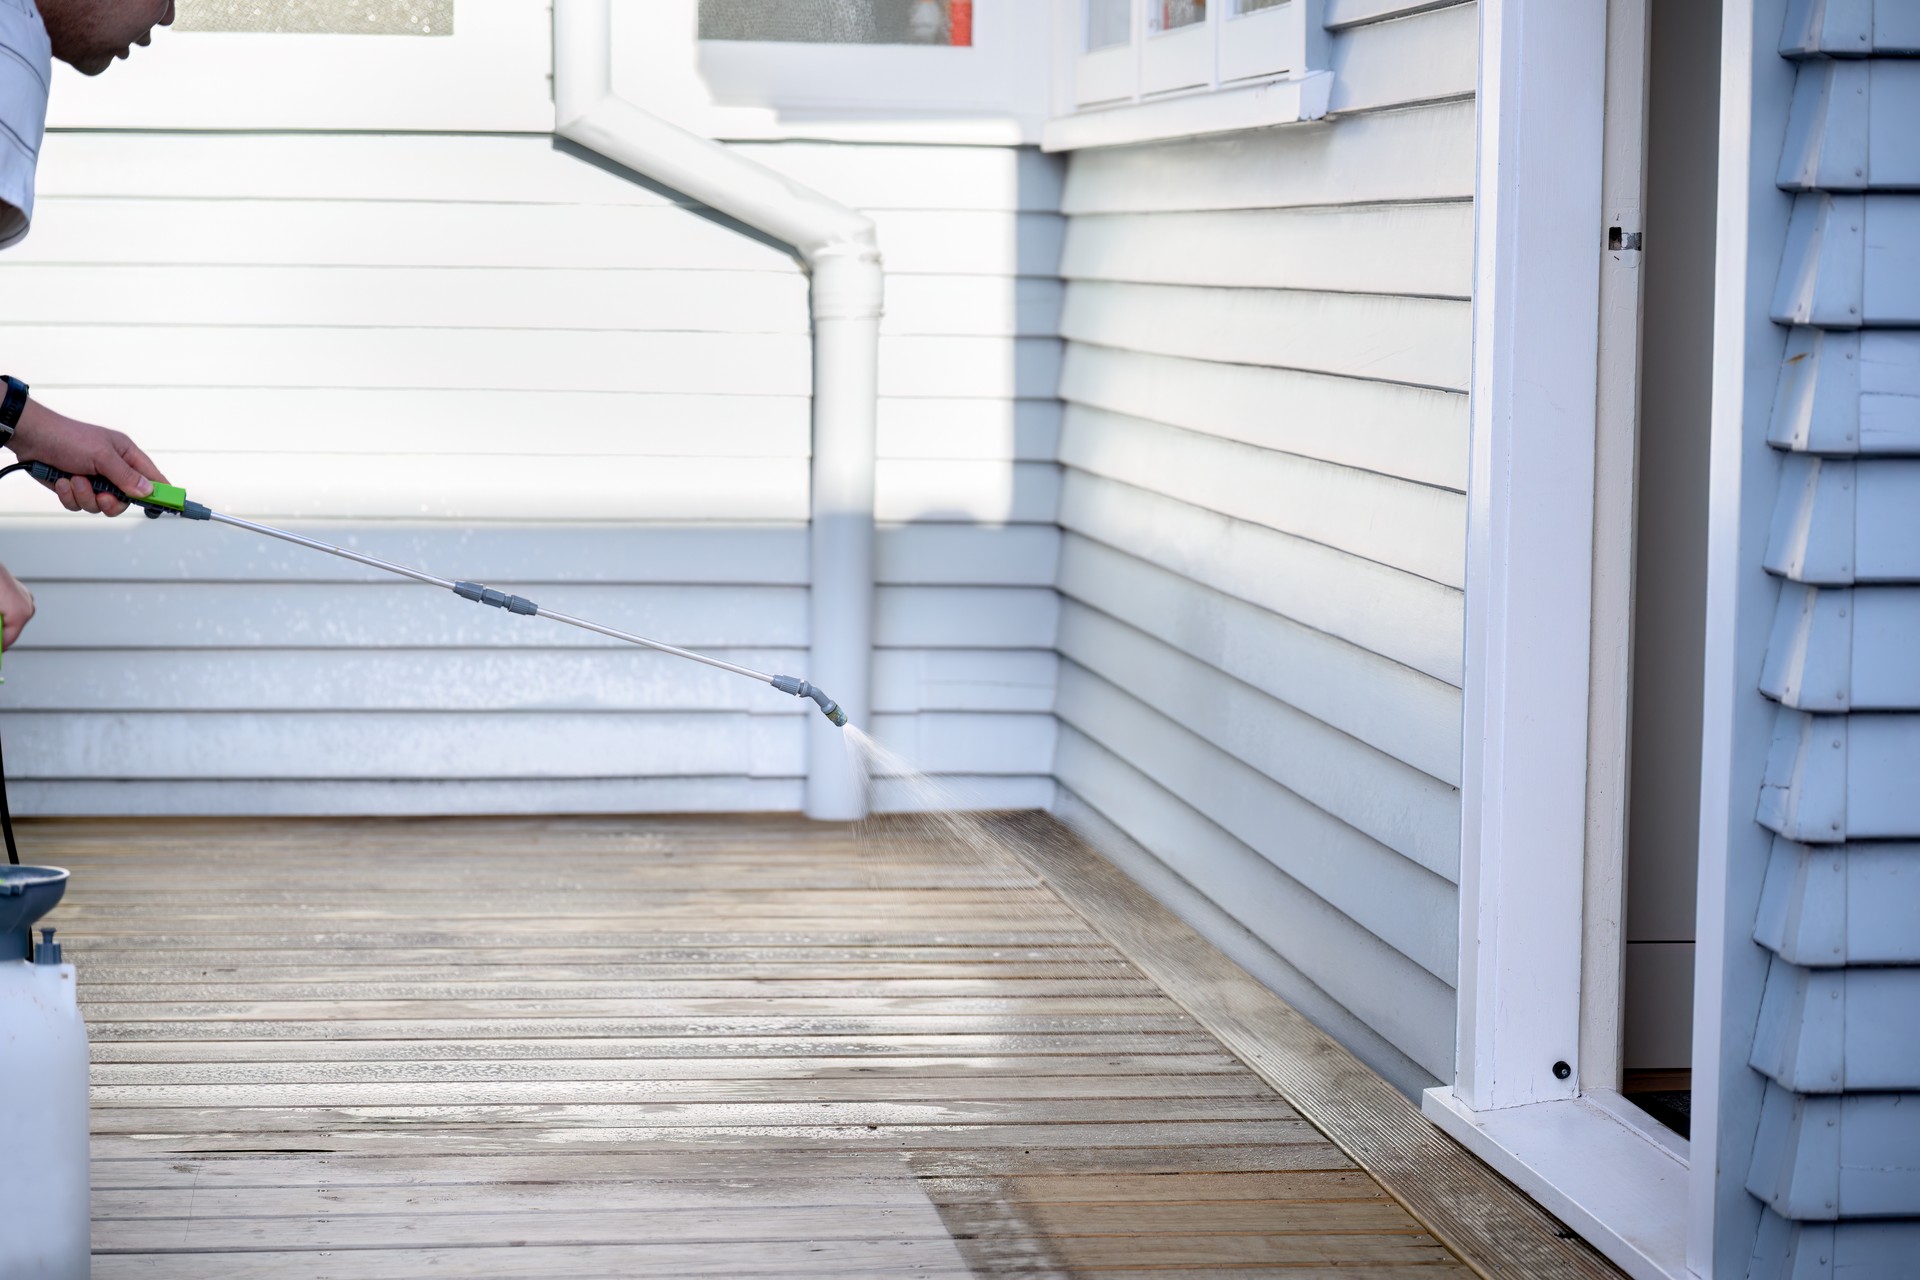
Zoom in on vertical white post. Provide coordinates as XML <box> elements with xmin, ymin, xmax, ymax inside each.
<box><xmin>1455</xmin><ymin>0</ymin><xmax>1610</xmax><ymax>1112</ymax></box>
<box><xmin>805</xmin><ymin>253</ymin><xmax>881</xmax><ymax>821</ymax></box>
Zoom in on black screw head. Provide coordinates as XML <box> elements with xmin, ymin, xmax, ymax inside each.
<box><xmin>1552</xmin><ymin>1060</ymin><xmax>1572</xmax><ymax>1080</ymax></box>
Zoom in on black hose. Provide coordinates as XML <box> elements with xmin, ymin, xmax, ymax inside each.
<box><xmin>1</xmin><ymin>725</ymin><xmax>16</xmax><ymax>866</ymax></box>
<box><xmin>1</xmin><ymin>460</ymin><xmax>25</xmax><ymax>862</ymax></box>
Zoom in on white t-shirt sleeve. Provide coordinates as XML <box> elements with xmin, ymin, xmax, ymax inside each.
<box><xmin>0</xmin><ymin>0</ymin><xmax>51</xmax><ymax>249</ymax></box>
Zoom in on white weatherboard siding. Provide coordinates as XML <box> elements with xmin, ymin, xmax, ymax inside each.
<box><xmin>1052</xmin><ymin>0</ymin><xmax>1476</xmax><ymax>1094</ymax></box>
<box><xmin>0</xmin><ymin>131</ymin><xmax>1063</xmax><ymax>814</ymax></box>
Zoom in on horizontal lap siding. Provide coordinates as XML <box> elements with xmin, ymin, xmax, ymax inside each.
<box><xmin>856</xmin><ymin>146</ymin><xmax>1066</xmax><ymax>808</ymax></box>
<box><xmin>1053</xmin><ymin>6</ymin><xmax>1474</xmax><ymax>1090</ymax></box>
<box><xmin>1</xmin><ymin>133</ymin><xmax>1064</xmax><ymax>814</ymax></box>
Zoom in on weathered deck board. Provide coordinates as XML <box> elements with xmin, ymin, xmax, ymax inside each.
<box><xmin>87</xmin><ymin>1032</ymin><xmax>1233</xmax><ymax>1064</ymax></box>
<box><xmin>91</xmin><ymin>1074</ymin><xmax>1271</xmax><ymax>1105</ymax></box>
<box><xmin>95</xmin><ymin>1169</ymin><xmax>1386</xmax><ymax>1215</ymax></box>
<box><xmin>18</xmin><ymin>814</ymin><xmax>1503</xmax><ymax>1277</ymax></box>
<box><xmin>86</xmin><ymin>1119</ymin><xmax>1332</xmax><ymax>1156</ymax></box>
<box><xmin>87</xmin><ymin>1143</ymin><xmax>1367</xmax><ymax>1189</ymax></box>
<box><xmin>92</xmin><ymin>1053</ymin><xmax>1243</xmax><ymax>1085</ymax></box>
<box><xmin>1003</xmin><ymin>812</ymin><xmax>1626</xmax><ymax>1278</ymax></box>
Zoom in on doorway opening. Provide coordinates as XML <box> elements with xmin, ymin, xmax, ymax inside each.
<box><xmin>1621</xmin><ymin>0</ymin><xmax>1723</xmax><ymax>1140</ymax></box>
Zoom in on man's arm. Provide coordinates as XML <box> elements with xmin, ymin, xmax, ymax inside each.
<box><xmin>7</xmin><ymin>396</ymin><xmax>169</xmax><ymax>518</ymax></box>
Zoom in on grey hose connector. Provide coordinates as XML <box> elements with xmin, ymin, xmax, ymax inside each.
<box><xmin>771</xmin><ymin>675</ymin><xmax>848</xmax><ymax>727</ymax></box>
<box><xmin>453</xmin><ymin>581</ymin><xmax>539</xmax><ymax>616</ymax></box>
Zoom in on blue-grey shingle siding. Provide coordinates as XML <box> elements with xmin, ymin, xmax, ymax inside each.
<box><xmin>1749</xmin><ymin>2</ymin><xmax>1920</xmax><ymax>1272</ymax></box>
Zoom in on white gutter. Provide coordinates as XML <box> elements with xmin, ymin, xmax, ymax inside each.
<box><xmin>553</xmin><ymin>0</ymin><xmax>881</xmax><ymax>821</ymax></box>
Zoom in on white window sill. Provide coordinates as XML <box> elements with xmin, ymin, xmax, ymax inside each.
<box><xmin>671</xmin><ymin>107</ymin><xmax>1043</xmax><ymax>146</ymax></box>
<box><xmin>1041</xmin><ymin>70</ymin><xmax>1333</xmax><ymax>151</ymax></box>
<box><xmin>1422</xmin><ymin>1086</ymin><xmax>1690</xmax><ymax>1280</ymax></box>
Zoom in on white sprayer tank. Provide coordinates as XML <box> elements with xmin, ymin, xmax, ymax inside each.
<box><xmin>1</xmin><ymin>867</ymin><xmax>91</xmax><ymax>1278</ymax></box>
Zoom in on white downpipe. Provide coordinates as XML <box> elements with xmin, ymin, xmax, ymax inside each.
<box><xmin>553</xmin><ymin>0</ymin><xmax>881</xmax><ymax>820</ymax></box>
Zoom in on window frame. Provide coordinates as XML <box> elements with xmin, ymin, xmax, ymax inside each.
<box><xmin>1219</xmin><ymin>0</ymin><xmax>1312</xmax><ymax>84</ymax></box>
<box><xmin>1076</xmin><ymin>0</ymin><xmax>1138</xmax><ymax>107</ymax></box>
<box><xmin>1046</xmin><ymin>0</ymin><xmax>1332</xmax><ymax>152</ymax></box>
<box><xmin>1140</xmin><ymin>4</ymin><xmax>1211</xmax><ymax>97</ymax></box>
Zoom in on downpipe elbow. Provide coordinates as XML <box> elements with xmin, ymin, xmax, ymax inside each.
<box><xmin>809</xmin><ymin>243</ymin><xmax>884</xmax><ymax>322</ymax></box>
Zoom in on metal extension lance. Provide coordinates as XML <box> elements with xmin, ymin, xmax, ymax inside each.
<box><xmin>14</xmin><ymin>463</ymin><xmax>849</xmax><ymax>726</ymax></box>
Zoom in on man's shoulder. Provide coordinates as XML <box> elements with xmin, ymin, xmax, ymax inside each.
<box><xmin>0</xmin><ymin>0</ymin><xmax>49</xmax><ymax>249</ymax></box>
<box><xmin>0</xmin><ymin>0</ymin><xmax>49</xmax><ymax>75</ymax></box>
<box><xmin>0</xmin><ymin>0</ymin><xmax>50</xmax><ymax>107</ymax></box>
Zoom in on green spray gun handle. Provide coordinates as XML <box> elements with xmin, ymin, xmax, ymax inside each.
<box><xmin>24</xmin><ymin>463</ymin><xmax>209</xmax><ymax>520</ymax></box>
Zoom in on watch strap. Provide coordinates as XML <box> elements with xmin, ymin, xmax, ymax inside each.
<box><xmin>0</xmin><ymin>376</ymin><xmax>27</xmax><ymax>449</ymax></box>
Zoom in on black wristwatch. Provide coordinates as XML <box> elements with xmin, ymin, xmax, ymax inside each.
<box><xmin>0</xmin><ymin>376</ymin><xmax>27</xmax><ymax>450</ymax></box>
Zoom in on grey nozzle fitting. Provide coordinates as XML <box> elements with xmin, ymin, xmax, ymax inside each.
<box><xmin>771</xmin><ymin>675</ymin><xmax>848</xmax><ymax>727</ymax></box>
<box><xmin>453</xmin><ymin>581</ymin><xmax>539</xmax><ymax>615</ymax></box>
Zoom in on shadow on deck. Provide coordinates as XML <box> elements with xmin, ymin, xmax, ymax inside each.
<box><xmin>24</xmin><ymin>813</ymin><xmax>1621</xmax><ymax>1278</ymax></box>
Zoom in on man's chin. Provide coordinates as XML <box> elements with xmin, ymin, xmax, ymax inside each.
<box><xmin>64</xmin><ymin>54</ymin><xmax>117</xmax><ymax>76</ymax></box>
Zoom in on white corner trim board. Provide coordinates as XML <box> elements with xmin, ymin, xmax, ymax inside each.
<box><xmin>551</xmin><ymin>0</ymin><xmax>881</xmax><ymax>820</ymax></box>
<box><xmin>1455</xmin><ymin>0</ymin><xmax>1606</xmax><ymax>1113</ymax></box>
<box><xmin>1423</xmin><ymin>1087</ymin><xmax>1690</xmax><ymax>1280</ymax></box>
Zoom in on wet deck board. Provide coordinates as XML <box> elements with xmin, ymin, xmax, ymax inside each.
<box><xmin>21</xmin><ymin>814</ymin><xmax>1512</xmax><ymax>1277</ymax></box>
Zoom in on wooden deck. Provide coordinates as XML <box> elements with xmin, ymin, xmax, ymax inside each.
<box><xmin>22</xmin><ymin>813</ymin><xmax>1621</xmax><ymax>1278</ymax></box>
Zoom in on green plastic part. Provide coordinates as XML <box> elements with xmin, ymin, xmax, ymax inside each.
<box><xmin>144</xmin><ymin>483</ymin><xmax>187</xmax><ymax>512</ymax></box>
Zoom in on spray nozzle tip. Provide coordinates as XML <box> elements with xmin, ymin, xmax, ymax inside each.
<box><xmin>772</xmin><ymin>675</ymin><xmax>848</xmax><ymax>727</ymax></box>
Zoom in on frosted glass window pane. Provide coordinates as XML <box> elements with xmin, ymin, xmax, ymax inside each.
<box><xmin>173</xmin><ymin>0</ymin><xmax>450</xmax><ymax>34</ymax></box>
<box><xmin>1086</xmin><ymin>0</ymin><xmax>1131</xmax><ymax>50</ymax></box>
<box><xmin>700</xmin><ymin>0</ymin><xmax>974</xmax><ymax>46</ymax></box>
<box><xmin>1236</xmin><ymin>0</ymin><xmax>1285</xmax><ymax>12</ymax></box>
<box><xmin>1151</xmin><ymin>0</ymin><xmax>1205</xmax><ymax>31</ymax></box>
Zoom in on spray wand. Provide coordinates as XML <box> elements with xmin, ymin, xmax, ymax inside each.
<box><xmin>0</xmin><ymin>462</ymin><xmax>850</xmax><ymax>727</ymax></box>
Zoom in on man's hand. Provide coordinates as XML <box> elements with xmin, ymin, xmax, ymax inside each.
<box><xmin>8</xmin><ymin>398</ymin><xmax>168</xmax><ymax>517</ymax></box>
<box><xmin>0</xmin><ymin>563</ymin><xmax>35</xmax><ymax>648</ymax></box>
